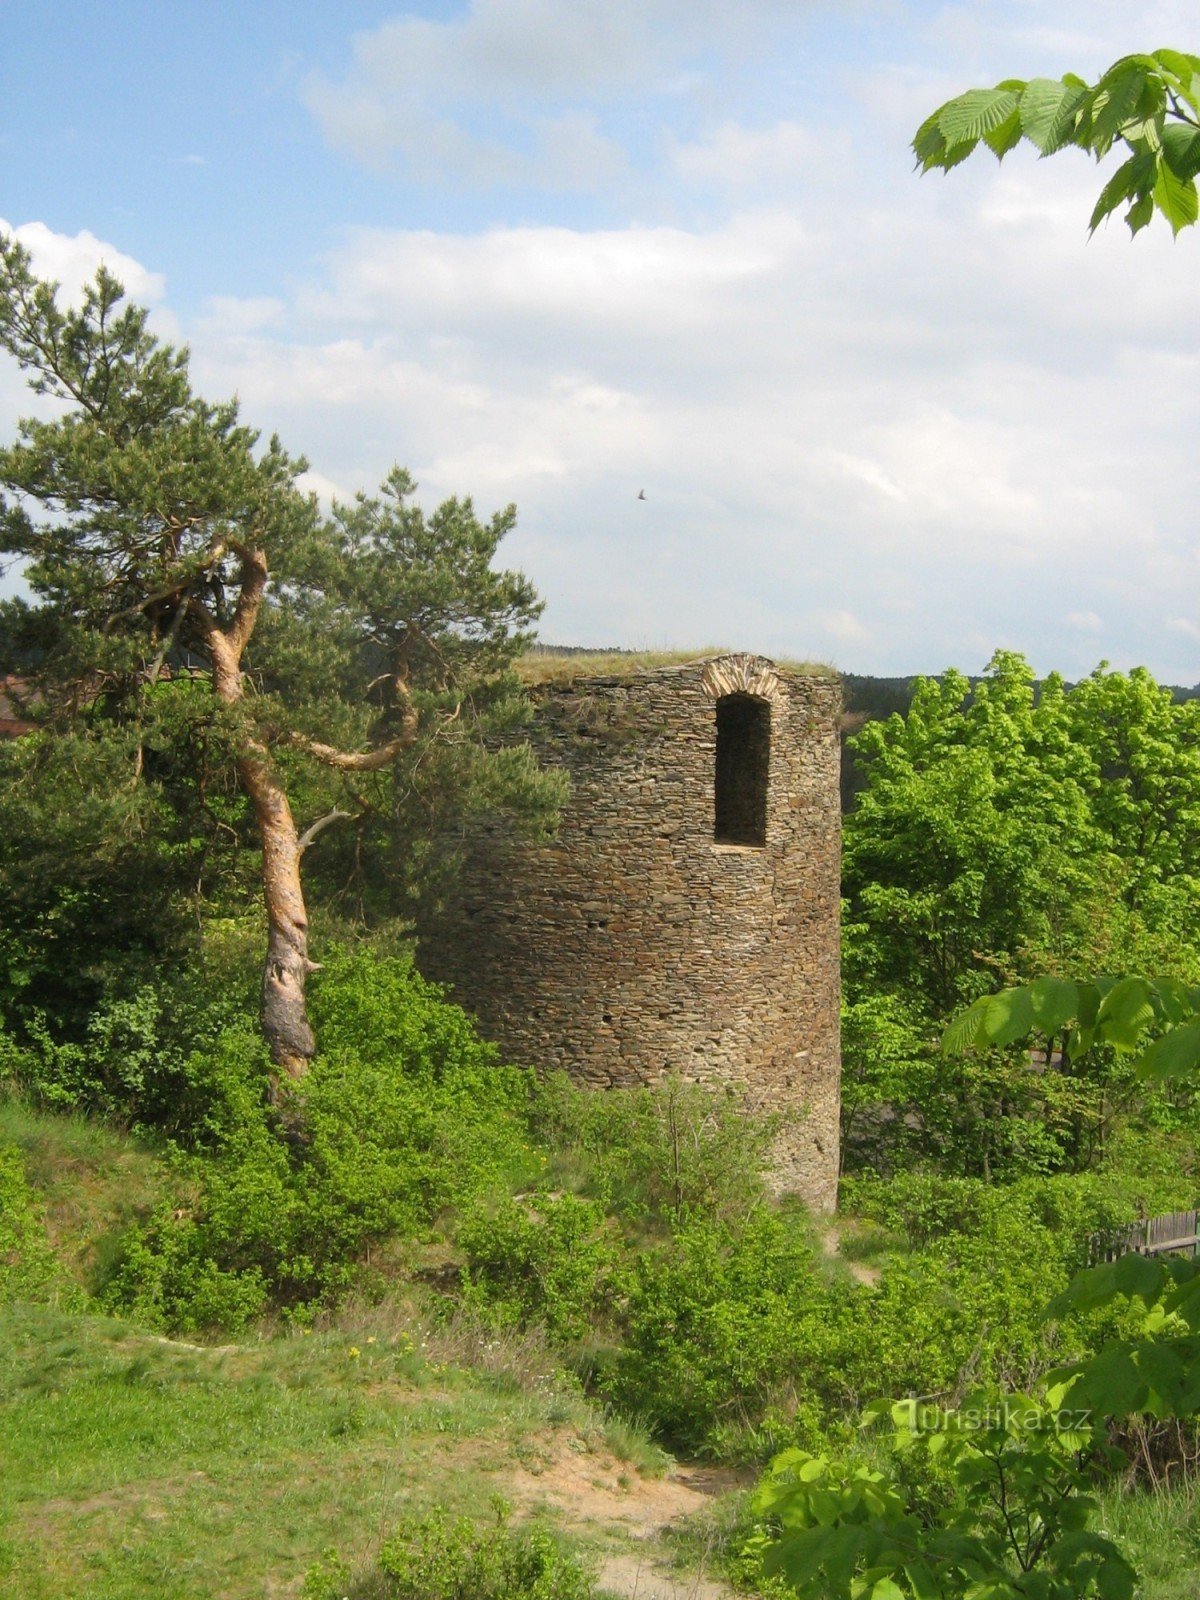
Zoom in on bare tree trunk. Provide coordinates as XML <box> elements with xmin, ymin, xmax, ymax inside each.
<box><xmin>239</xmin><ymin>740</ymin><xmax>316</xmax><ymax>1078</ymax></box>
<box><xmin>193</xmin><ymin>554</ymin><xmax>317</xmax><ymax>1079</ymax></box>
<box><xmin>189</xmin><ymin>548</ymin><xmax>418</xmax><ymax>1081</ymax></box>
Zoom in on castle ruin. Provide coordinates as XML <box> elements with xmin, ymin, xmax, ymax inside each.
<box><xmin>417</xmin><ymin>652</ymin><xmax>842</xmax><ymax>1210</ymax></box>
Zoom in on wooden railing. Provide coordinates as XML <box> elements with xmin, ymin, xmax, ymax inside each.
<box><xmin>1092</xmin><ymin>1209</ymin><xmax>1200</xmax><ymax>1264</ymax></box>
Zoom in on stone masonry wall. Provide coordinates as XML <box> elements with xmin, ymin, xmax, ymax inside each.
<box><xmin>416</xmin><ymin>653</ymin><xmax>842</xmax><ymax>1210</ymax></box>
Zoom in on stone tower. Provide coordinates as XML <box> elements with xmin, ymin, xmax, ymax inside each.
<box><xmin>417</xmin><ymin>653</ymin><xmax>842</xmax><ymax>1210</ymax></box>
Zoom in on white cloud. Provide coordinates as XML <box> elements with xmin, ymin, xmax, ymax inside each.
<box><xmin>8</xmin><ymin>3</ymin><xmax>1200</xmax><ymax>679</ymax></box>
<box><xmin>300</xmin><ymin>1</ymin><xmax>657</xmax><ymax>183</ymax></box>
<box><xmin>300</xmin><ymin>0</ymin><xmax>824</xmax><ymax>186</ymax></box>
<box><xmin>176</xmin><ymin>183</ymin><xmax>1200</xmax><ymax>677</ymax></box>
<box><xmin>817</xmin><ymin>609</ymin><xmax>870</xmax><ymax>644</ymax></box>
<box><xmin>296</xmin><ymin>468</ymin><xmax>352</xmax><ymax>506</ymax></box>
<box><xmin>825</xmin><ymin>450</ymin><xmax>908</xmax><ymax>504</ymax></box>
<box><xmin>197</xmin><ymin>296</ymin><xmax>285</xmax><ymax>336</ymax></box>
<box><xmin>670</xmin><ymin>121</ymin><xmax>822</xmax><ymax>190</ymax></box>
<box><xmin>0</xmin><ymin>218</ymin><xmax>165</xmax><ymax>306</ymax></box>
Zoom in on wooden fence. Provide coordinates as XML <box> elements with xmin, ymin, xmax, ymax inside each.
<box><xmin>1091</xmin><ymin>1209</ymin><xmax>1200</xmax><ymax>1264</ymax></box>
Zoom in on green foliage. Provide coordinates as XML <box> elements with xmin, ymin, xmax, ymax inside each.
<box><xmin>262</xmin><ymin>463</ymin><xmax>568</xmax><ymax>925</ymax></box>
<box><xmin>915</xmin><ymin>50</ymin><xmax>1200</xmax><ymax>236</ymax></box>
<box><xmin>0</xmin><ymin>727</ymin><xmax>208</xmax><ymax>1040</ymax></box>
<box><xmin>305</xmin><ymin>1503</ymin><xmax>594</xmax><ymax>1600</ymax></box>
<box><xmin>843</xmin><ymin>654</ymin><xmax>1200</xmax><ymax>1179</ymax></box>
<box><xmin>458</xmin><ymin>1193</ymin><xmax>624</xmax><ymax>1344</ymax></box>
<box><xmin>0</xmin><ymin>235</ymin><xmax>562</xmax><ymax>1075</ymax></box>
<box><xmin>0</xmin><ymin>912</ymin><xmax>266</xmax><ymax>1132</ymax></box>
<box><xmin>844</xmin><ymin>1168</ymin><xmax>1181</xmax><ymax>1257</ymax></box>
<box><xmin>907</xmin><ymin>961</ymin><xmax>1200</xmax><ymax>1598</ymax></box>
<box><xmin>530</xmin><ymin>1070</ymin><xmax>775</xmax><ymax>1224</ymax></box>
<box><xmin>946</xmin><ymin>973</ymin><xmax>1200</xmax><ymax>1082</ymax></box>
<box><xmin>0</xmin><ymin>239</ymin><xmax>316</xmax><ymax>690</ymax></box>
<box><xmin>846</xmin><ymin>654</ymin><xmax>1108</xmax><ymax>1019</ymax></box>
<box><xmin>602</xmin><ymin>1207</ymin><xmax>847</xmax><ymax>1457</ymax></box>
<box><xmin>744</xmin><ymin>1396</ymin><xmax>1135</xmax><ymax>1600</ymax></box>
<box><xmin>100</xmin><ymin>953</ymin><xmax>539</xmax><ymax>1332</ymax></box>
<box><xmin>0</xmin><ymin>1145</ymin><xmax>79</xmax><ymax>1308</ymax></box>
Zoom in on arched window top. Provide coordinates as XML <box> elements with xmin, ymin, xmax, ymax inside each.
<box><xmin>714</xmin><ymin>693</ymin><xmax>769</xmax><ymax>847</ymax></box>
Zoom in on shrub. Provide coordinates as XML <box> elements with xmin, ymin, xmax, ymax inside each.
<box><xmin>102</xmin><ymin>954</ymin><xmax>541</xmax><ymax>1332</ymax></box>
<box><xmin>603</xmin><ymin>1207</ymin><xmax>851</xmax><ymax>1457</ymax></box>
<box><xmin>304</xmin><ymin>1503</ymin><xmax>594</xmax><ymax>1600</ymax></box>
<box><xmin>530</xmin><ymin>1071</ymin><xmax>775</xmax><ymax>1225</ymax></box>
<box><xmin>457</xmin><ymin>1193</ymin><xmax>626</xmax><ymax>1343</ymax></box>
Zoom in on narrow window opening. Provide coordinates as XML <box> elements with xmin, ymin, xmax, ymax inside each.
<box><xmin>714</xmin><ymin>693</ymin><xmax>769</xmax><ymax>846</ymax></box>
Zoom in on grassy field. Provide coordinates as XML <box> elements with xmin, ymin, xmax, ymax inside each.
<box><xmin>0</xmin><ymin>1099</ymin><xmax>734</xmax><ymax>1599</ymax></box>
<box><xmin>0</xmin><ymin>1098</ymin><xmax>170</xmax><ymax>1288</ymax></box>
<box><xmin>0</xmin><ymin>1297</ymin><xmax>729</xmax><ymax>1600</ymax></box>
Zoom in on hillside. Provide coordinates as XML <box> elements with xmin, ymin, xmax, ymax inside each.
<box><xmin>0</xmin><ymin>1104</ymin><xmax>739</xmax><ymax>1600</ymax></box>
<box><xmin>0</xmin><ymin>1301</ymin><xmax>740</xmax><ymax>1600</ymax></box>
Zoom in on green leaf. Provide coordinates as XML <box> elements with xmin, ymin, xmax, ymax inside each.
<box><xmin>1127</xmin><ymin>191</ymin><xmax>1155</xmax><ymax>234</ymax></box>
<box><xmin>1029</xmin><ymin>976</ymin><xmax>1079</xmax><ymax>1035</ymax></box>
<box><xmin>937</xmin><ymin>89</ymin><xmax>1021</xmax><ymax>148</ymax></box>
<box><xmin>1161</xmin><ymin>121</ymin><xmax>1200</xmax><ymax>179</ymax></box>
<box><xmin>1132</xmin><ymin>1341</ymin><xmax>1187</xmax><ymax>1413</ymax></box>
<box><xmin>1137</xmin><ymin>1020</ymin><xmax>1200</xmax><ymax>1080</ymax></box>
<box><xmin>1045</xmin><ymin>1254</ymin><xmax>1165</xmax><ymax>1318</ymax></box>
<box><xmin>1089</xmin><ymin>64</ymin><xmax>1149</xmax><ymax>154</ymax></box>
<box><xmin>1151</xmin><ymin>977</ymin><xmax>1195</xmax><ymax>1026</ymax></box>
<box><xmin>1153</xmin><ymin>151</ymin><xmax>1200</xmax><ymax>233</ymax></box>
<box><xmin>1073</xmin><ymin>1343</ymin><xmax>1148</xmax><ymax>1414</ymax></box>
<box><xmin>982</xmin><ymin>107</ymin><xmax>1023</xmax><ymax>159</ymax></box>
<box><xmin>983</xmin><ymin>986</ymin><xmax>1034</xmax><ymax>1046</ymax></box>
<box><xmin>1095</xmin><ymin>1554</ymin><xmax>1137</xmax><ymax>1600</ymax></box>
<box><xmin>1077</xmin><ymin>982</ymin><xmax>1105</xmax><ymax>1028</ymax></box>
<box><xmin>869</xmin><ymin>1580</ymin><xmax>906</xmax><ymax>1600</ymax></box>
<box><xmin>912</xmin><ymin>110</ymin><xmax>949</xmax><ymax>171</ymax></box>
<box><xmin>1097</xmin><ymin>977</ymin><xmax>1156</xmax><ymax>1049</ymax></box>
<box><xmin>1018</xmin><ymin>77</ymin><xmax>1086</xmax><ymax>153</ymax></box>
<box><xmin>1152</xmin><ymin>48</ymin><xmax>1200</xmax><ymax>82</ymax></box>
<box><xmin>941</xmin><ymin>997</ymin><xmax>989</xmax><ymax>1056</ymax></box>
<box><xmin>1089</xmin><ymin>151</ymin><xmax>1156</xmax><ymax>231</ymax></box>
<box><xmin>1152</xmin><ymin>50</ymin><xmax>1200</xmax><ymax>115</ymax></box>
<box><xmin>1113</xmin><ymin>1250</ymin><xmax>1169</xmax><ymax>1301</ymax></box>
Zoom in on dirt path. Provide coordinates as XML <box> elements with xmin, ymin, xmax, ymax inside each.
<box><xmin>509</xmin><ymin>1442</ymin><xmax>746</xmax><ymax>1599</ymax></box>
<box><xmin>596</xmin><ymin>1550</ymin><xmax>737</xmax><ymax>1600</ymax></box>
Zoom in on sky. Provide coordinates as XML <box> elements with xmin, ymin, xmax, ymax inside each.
<box><xmin>2</xmin><ymin>0</ymin><xmax>1198</xmax><ymax>682</ymax></box>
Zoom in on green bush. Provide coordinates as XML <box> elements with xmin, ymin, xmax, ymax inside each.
<box><xmin>603</xmin><ymin>1207</ymin><xmax>850</xmax><ymax>1457</ymax></box>
<box><xmin>101</xmin><ymin>953</ymin><xmax>541</xmax><ymax>1332</ymax></box>
<box><xmin>304</xmin><ymin>1504</ymin><xmax>594</xmax><ymax>1600</ymax></box>
<box><xmin>457</xmin><ymin>1192</ymin><xmax>625</xmax><ymax>1344</ymax></box>
<box><xmin>842</xmin><ymin>1166</ymin><xmax>1192</xmax><ymax>1258</ymax></box>
<box><xmin>0</xmin><ymin>913</ymin><xmax>262</xmax><ymax>1133</ymax></box>
<box><xmin>530</xmin><ymin>1071</ymin><xmax>774</xmax><ymax>1224</ymax></box>
<box><xmin>594</xmin><ymin>1167</ymin><xmax>1175</xmax><ymax>1460</ymax></box>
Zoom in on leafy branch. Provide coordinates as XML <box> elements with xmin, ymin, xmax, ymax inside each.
<box><xmin>915</xmin><ymin>49</ymin><xmax>1200</xmax><ymax>236</ymax></box>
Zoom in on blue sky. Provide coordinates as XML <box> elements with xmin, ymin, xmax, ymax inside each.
<box><xmin>3</xmin><ymin>0</ymin><xmax>1198</xmax><ymax>680</ymax></box>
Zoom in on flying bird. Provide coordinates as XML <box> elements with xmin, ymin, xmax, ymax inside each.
<box><xmin>637</xmin><ymin>489</ymin><xmax>646</xmax><ymax>500</ymax></box>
